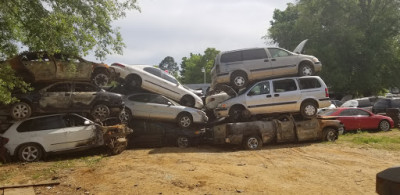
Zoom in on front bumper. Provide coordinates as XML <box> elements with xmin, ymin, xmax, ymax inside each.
<box><xmin>214</xmin><ymin>107</ymin><xmax>229</xmax><ymax>118</ymax></box>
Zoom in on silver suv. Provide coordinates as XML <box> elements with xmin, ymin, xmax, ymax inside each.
<box><xmin>210</xmin><ymin>40</ymin><xmax>322</xmax><ymax>90</ymax></box>
<box><xmin>214</xmin><ymin>76</ymin><xmax>331</xmax><ymax>120</ymax></box>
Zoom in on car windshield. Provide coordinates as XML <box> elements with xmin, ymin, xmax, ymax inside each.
<box><xmin>341</xmin><ymin>100</ymin><xmax>358</xmax><ymax>107</ymax></box>
<box><xmin>319</xmin><ymin>109</ymin><xmax>338</xmax><ymax>116</ymax></box>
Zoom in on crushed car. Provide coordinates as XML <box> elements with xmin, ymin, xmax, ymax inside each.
<box><xmin>0</xmin><ymin>113</ymin><xmax>132</xmax><ymax>162</ymax></box>
<box><xmin>8</xmin><ymin>81</ymin><xmax>124</xmax><ymax>120</ymax></box>
<box><xmin>1</xmin><ymin>52</ymin><xmax>118</xmax><ymax>87</ymax></box>
<box><xmin>204</xmin><ymin>115</ymin><xmax>343</xmax><ymax>150</ymax></box>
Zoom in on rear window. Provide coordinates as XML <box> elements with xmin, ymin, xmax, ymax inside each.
<box><xmin>0</xmin><ymin>123</ymin><xmax>12</xmax><ymax>134</ymax></box>
<box><xmin>242</xmin><ymin>49</ymin><xmax>267</xmax><ymax>61</ymax></box>
<box><xmin>319</xmin><ymin>109</ymin><xmax>337</xmax><ymax>116</ymax></box>
<box><xmin>221</xmin><ymin>51</ymin><xmax>242</xmax><ymax>63</ymax></box>
<box><xmin>298</xmin><ymin>78</ymin><xmax>321</xmax><ymax>90</ymax></box>
<box><xmin>17</xmin><ymin>116</ymin><xmax>66</xmax><ymax>132</ymax></box>
<box><xmin>357</xmin><ymin>99</ymin><xmax>372</xmax><ymax>107</ymax></box>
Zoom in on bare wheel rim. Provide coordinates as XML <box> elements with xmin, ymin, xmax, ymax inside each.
<box><xmin>180</xmin><ymin>116</ymin><xmax>191</xmax><ymax>127</ymax></box>
<box><xmin>177</xmin><ymin>137</ymin><xmax>189</xmax><ymax>148</ymax></box>
<box><xmin>94</xmin><ymin>73</ymin><xmax>109</xmax><ymax>87</ymax></box>
<box><xmin>119</xmin><ymin>109</ymin><xmax>130</xmax><ymax>123</ymax></box>
<box><xmin>326</xmin><ymin>131</ymin><xmax>336</xmax><ymax>141</ymax></box>
<box><xmin>93</xmin><ymin>105</ymin><xmax>110</xmax><ymax>119</ymax></box>
<box><xmin>21</xmin><ymin>146</ymin><xmax>39</xmax><ymax>161</ymax></box>
<box><xmin>13</xmin><ymin>104</ymin><xmax>29</xmax><ymax>119</ymax></box>
<box><xmin>234</xmin><ymin>76</ymin><xmax>245</xmax><ymax>87</ymax></box>
<box><xmin>304</xmin><ymin>104</ymin><xmax>316</xmax><ymax>116</ymax></box>
<box><xmin>302</xmin><ymin>66</ymin><xmax>313</xmax><ymax>76</ymax></box>
<box><xmin>380</xmin><ymin>121</ymin><xmax>390</xmax><ymax>131</ymax></box>
<box><xmin>247</xmin><ymin>137</ymin><xmax>259</xmax><ymax>149</ymax></box>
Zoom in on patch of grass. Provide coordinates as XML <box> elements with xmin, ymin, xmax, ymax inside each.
<box><xmin>337</xmin><ymin>129</ymin><xmax>400</xmax><ymax>150</ymax></box>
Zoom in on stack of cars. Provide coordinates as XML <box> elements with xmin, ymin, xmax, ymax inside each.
<box><xmin>0</xmin><ymin>52</ymin><xmax>132</xmax><ymax>162</ymax></box>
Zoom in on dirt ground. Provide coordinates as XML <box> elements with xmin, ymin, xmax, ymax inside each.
<box><xmin>1</xmin><ymin>140</ymin><xmax>399</xmax><ymax>195</ymax></box>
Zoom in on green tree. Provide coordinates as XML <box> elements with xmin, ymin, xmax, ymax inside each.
<box><xmin>180</xmin><ymin>48</ymin><xmax>219</xmax><ymax>84</ymax></box>
<box><xmin>266</xmin><ymin>0</ymin><xmax>400</xmax><ymax>96</ymax></box>
<box><xmin>159</xmin><ymin>56</ymin><xmax>179</xmax><ymax>77</ymax></box>
<box><xmin>0</xmin><ymin>0</ymin><xmax>140</xmax><ymax>104</ymax></box>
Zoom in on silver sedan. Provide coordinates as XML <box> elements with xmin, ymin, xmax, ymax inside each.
<box><xmin>120</xmin><ymin>93</ymin><xmax>208</xmax><ymax>128</ymax></box>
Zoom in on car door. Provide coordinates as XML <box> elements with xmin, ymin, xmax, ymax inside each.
<box><xmin>62</xmin><ymin>114</ymin><xmax>99</xmax><ymax>148</ymax></box>
<box><xmin>242</xmin><ymin>49</ymin><xmax>272</xmax><ymax>79</ymax></box>
<box><xmin>270</xmin><ymin>79</ymin><xmax>301</xmax><ymax>112</ymax></box>
<box><xmin>337</xmin><ymin>109</ymin><xmax>358</xmax><ymax>131</ymax></box>
<box><xmin>127</xmin><ymin>94</ymin><xmax>151</xmax><ymax>118</ymax></box>
<box><xmin>142</xmin><ymin>67</ymin><xmax>166</xmax><ymax>95</ymax></box>
<box><xmin>17</xmin><ymin>116</ymin><xmax>69</xmax><ymax>152</ymax></box>
<box><xmin>20</xmin><ymin>52</ymin><xmax>56</xmax><ymax>81</ymax></box>
<box><xmin>38</xmin><ymin>83</ymin><xmax>72</xmax><ymax>111</ymax></box>
<box><xmin>245</xmin><ymin>81</ymin><xmax>273</xmax><ymax>114</ymax></box>
<box><xmin>267</xmin><ymin>48</ymin><xmax>299</xmax><ymax>76</ymax></box>
<box><xmin>147</xmin><ymin>94</ymin><xmax>178</xmax><ymax>121</ymax></box>
<box><xmin>53</xmin><ymin>54</ymin><xmax>92</xmax><ymax>80</ymax></box>
<box><xmin>353</xmin><ymin>109</ymin><xmax>377</xmax><ymax>130</ymax></box>
<box><xmin>71</xmin><ymin>82</ymin><xmax>98</xmax><ymax>110</ymax></box>
<box><xmin>160</xmin><ymin>71</ymin><xmax>182</xmax><ymax>100</ymax></box>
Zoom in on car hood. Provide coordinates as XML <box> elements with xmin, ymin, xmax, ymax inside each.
<box><xmin>293</xmin><ymin>39</ymin><xmax>308</xmax><ymax>54</ymax></box>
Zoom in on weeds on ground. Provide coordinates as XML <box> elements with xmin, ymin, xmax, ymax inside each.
<box><xmin>337</xmin><ymin>129</ymin><xmax>400</xmax><ymax>151</ymax></box>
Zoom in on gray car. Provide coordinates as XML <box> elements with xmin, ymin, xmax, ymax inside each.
<box><xmin>210</xmin><ymin>40</ymin><xmax>322</xmax><ymax>90</ymax></box>
<box><xmin>120</xmin><ymin>93</ymin><xmax>208</xmax><ymax>128</ymax></box>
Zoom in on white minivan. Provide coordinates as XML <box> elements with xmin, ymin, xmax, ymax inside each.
<box><xmin>214</xmin><ymin>76</ymin><xmax>331</xmax><ymax>120</ymax></box>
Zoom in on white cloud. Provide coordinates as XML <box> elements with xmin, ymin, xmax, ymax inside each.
<box><xmin>87</xmin><ymin>0</ymin><xmax>294</xmax><ymax>65</ymax></box>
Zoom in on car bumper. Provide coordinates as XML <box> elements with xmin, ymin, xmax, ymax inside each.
<box><xmin>214</xmin><ymin>107</ymin><xmax>229</xmax><ymax>118</ymax></box>
<box><xmin>314</xmin><ymin>62</ymin><xmax>322</xmax><ymax>73</ymax></box>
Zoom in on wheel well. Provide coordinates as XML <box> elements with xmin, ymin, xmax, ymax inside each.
<box><xmin>298</xmin><ymin>61</ymin><xmax>314</xmax><ymax>70</ymax></box>
<box><xmin>15</xmin><ymin>142</ymin><xmax>45</xmax><ymax>156</ymax></box>
<box><xmin>230</xmin><ymin>104</ymin><xmax>246</xmax><ymax>112</ymax></box>
<box><xmin>126</xmin><ymin>73</ymin><xmax>141</xmax><ymax>81</ymax></box>
<box><xmin>230</xmin><ymin>70</ymin><xmax>248</xmax><ymax>80</ymax></box>
<box><xmin>181</xmin><ymin>95</ymin><xmax>194</xmax><ymax>101</ymax></box>
<box><xmin>93</xmin><ymin>67</ymin><xmax>109</xmax><ymax>74</ymax></box>
<box><xmin>177</xmin><ymin>111</ymin><xmax>192</xmax><ymax>120</ymax></box>
<box><xmin>301</xmin><ymin>99</ymin><xmax>319</xmax><ymax>108</ymax></box>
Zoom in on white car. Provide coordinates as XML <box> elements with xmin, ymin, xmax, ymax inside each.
<box><xmin>215</xmin><ymin>76</ymin><xmax>331</xmax><ymax>120</ymax></box>
<box><xmin>120</xmin><ymin>93</ymin><xmax>208</xmax><ymax>128</ymax></box>
<box><xmin>111</xmin><ymin>64</ymin><xmax>203</xmax><ymax>109</ymax></box>
<box><xmin>0</xmin><ymin>114</ymin><xmax>103</xmax><ymax>162</ymax></box>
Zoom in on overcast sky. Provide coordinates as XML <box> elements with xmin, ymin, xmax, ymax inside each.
<box><xmin>88</xmin><ymin>0</ymin><xmax>294</xmax><ymax>65</ymax></box>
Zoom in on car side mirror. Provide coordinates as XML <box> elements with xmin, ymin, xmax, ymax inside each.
<box><xmin>167</xmin><ymin>102</ymin><xmax>172</xmax><ymax>106</ymax></box>
<box><xmin>84</xmin><ymin>120</ymin><xmax>91</xmax><ymax>126</ymax></box>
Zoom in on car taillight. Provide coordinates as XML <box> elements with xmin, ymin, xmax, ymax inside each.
<box><xmin>325</xmin><ymin>88</ymin><xmax>329</xmax><ymax>97</ymax></box>
<box><xmin>111</xmin><ymin>63</ymin><xmax>125</xmax><ymax>68</ymax></box>
<box><xmin>0</xmin><ymin>136</ymin><xmax>9</xmax><ymax>145</ymax></box>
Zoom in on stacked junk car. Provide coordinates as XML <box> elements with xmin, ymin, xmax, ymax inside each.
<box><xmin>0</xmin><ymin>40</ymin><xmax>346</xmax><ymax>163</ymax></box>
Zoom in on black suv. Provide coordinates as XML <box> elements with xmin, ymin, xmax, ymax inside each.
<box><xmin>372</xmin><ymin>98</ymin><xmax>400</xmax><ymax>114</ymax></box>
<box><xmin>9</xmin><ymin>81</ymin><xmax>124</xmax><ymax>120</ymax></box>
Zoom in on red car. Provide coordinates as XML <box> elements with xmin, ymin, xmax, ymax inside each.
<box><xmin>319</xmin><ymin>107</ymin><xmax>394</xmax><ymax>131</ymax></box>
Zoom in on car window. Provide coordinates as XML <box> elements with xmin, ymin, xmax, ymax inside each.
<box><xmin>273</xmin><ymin>79</ymin><xmax>297</xmax><ymax>93</ymax></box>
<box><xmin>161</xmin><ymin>72</ymin><xmax>178</xmax><ymax>85</ymax></box>
<box><xmin>242</xmin><ymin>49</ymin><xmax>267</xmax><ymax>61</ymax></box>
<box><xmin>319</xmin><ymin>109</ymin><xmax>337</xmax><ymax>116</ymax></box>
<box><xmin>268</xmin><ymin>48</ymin><xmax>291</xmax><ymax>58</ymax></box>
<box><xmin>17</xmin><ymin>116</ymin><xmax>66</xmax><ymax>132</ymax></box>
<box><xmin>150</xmin><ymin>95</ymin><xmax>170</xmax><ymax>105</ymax></box>
<box><xmin>63</xmin><ymin>114</ymin><xmax>86</xmax><ymax>127</ymax></box>
<box><xmin>391</xmin><ymin>99</ymin><xmax>400</xmax><ymax>107</ymax></box>
<box><xmin>298</xmin><ymin>78</ymin><xmax>321</xmax><ymax>90</ymax></box>
<box><xmin>74</xmin><ymin>83</ymin><xmax>98</xmax><ymax>92</ymax></box>
<box><xmin>341</xmin><ymin>100</ymin><xmax>358</xmax><ymax>107</ymax></box>
<box><xmin>128</xmin><ymin>94</ymin><xmax>152</xmax><ymax>102</ymax></box>
<box><xmin>339</xmin><ymin>109</ymin><xmax>355</xmax><ymax>116</ymax></box>
<box><xmin>220</xmin><ymin>51</ymin><xmax>242</xmax><ymax>63</ymax></box>
<box><xmin>358</xmin><ymin>99</ymin><xmax>372</xmax><ymax>107</ymax></box>
<box><xmin>248</xmin><ymin>81</ymin><xmax>270</xmax><ymax>96</ymax></box>
<box><xmin>374</xmin><ymin>99</ymin><xmax>389</xmax><ymax>108</ymax></box>
<box><xmin>21</xmin><ymin>53</ymin><xmax>51</xmax><ymax>62</ymax></box>
<box><xmin>46</xmin><ymin>83</ymin><xmax>71</xmax><ymax>92</ymax></box>
<box><xmin>144</xmin><ymin>67</ymin><xmax>162</xmax><ymax>77</ymax></box>
<box><xmin>353</xmin><ymin>109</ymin><xmax>370</xmax><ymax>116</ymax></box>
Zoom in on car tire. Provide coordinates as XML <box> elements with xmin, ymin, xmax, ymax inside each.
<box><xmin>243</xmin><ymin>135</ymin><xmax>262</xmax><ymax>150</ymax></box>
<box><xmin>92</xmin><ymin>70</ymin><xmax>110</xmax><ymax>87</ymax></box>
<box><xmin>299</xmin><ymin>63</ymin><xmax>314</xmax><ymax>76</ymax></box>
<box><xmin>180</xmin><ymin>95</ymin><xmax>195</xmax><ymax>107</ymax></box>
<box><xmin>231</xmin><ymin>71</ymin><xmax>248</xmax><ymax>90</ymax></box>
<box><xmin>126</xmin><ymin>75</ymin><xmax>142</xmax><ymax>89</ymax></box>
<box><xmin>379</xmin><ymin>120</ymin><xmax>391</xmax><ymax>131</ymax></box>
<box><xmin>300</xmin><ymin>101</ymin><xmax>317</xmax><ymax>118</ymax></box>
<box><xmin>323</xmin><ymin>128</ymin><xmax>337</xmax><ymax>141</ymax></box>
<box><xmin>11</xmin><ymin>102</ymin><xmax>32</xmax><ymax>120</ymax></box>
<box><xmin>119</xmin><ymin>108</ymin><xmax>132</xmax><ymax>124</ymax></box>
<box><xmin>229</xmin><ymin>105</ymin><xmax>244</xmax><ymax>122</ymax></box>
<box><xmin>91</xmin><ymin>104</ymin><xmax>111</xmax><ymax>120</ymax></box>
<box><xmin>177</xmin><ymin>136</ymin><xmax>190</xmax><ymax>148</ymax></box>
<box><xmin>18</xmin><ymin>143</ymin><xmax>43</xmax><ymax>162</ymax></box>
<box><xmin>177</xmin><ymin>113</ymin><xmax>193</xmax><ymax>128</ymax></box>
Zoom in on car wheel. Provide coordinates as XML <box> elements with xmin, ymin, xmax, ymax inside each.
<box><xmin>231</xmin><ymin>72</ymin><xmax>248</xmax><ymax>89</ymax></box>
<box><xmin>299</xmin><ymin>63</ymin><xmax>314</xmax><ymax>76</ymax></box>
<box><xmin>126</xmin><ymin>75</ymin><xmax>142</xmax><ymax>89</ymax></box>
<box><xmin>229</xmin><ymin>105</ymin><xmax>244</xmax><ymax>122</ymax></box>
<box><xmin>92</xmin><ymin>70</ymin><xmax>110</xmax><ymax>87</ymax></box>
<box><xmin>300</xmin><ymin>101</ymin><xmax>317</xmax><ymax>118</ymax></box>
<box><xmin>323</xmin><ymin>128</ymin><xmax>337</xmax><ymax>141</ymax></box>
<box><xmin>11</xmin><ymin>102</ymin><xmax>32</xmax><ymax>120</ymax></box>
<box><xmin>119</xmin><ymin>108</ymin><xmax>132</xmax><ymax>124</ymax></box>
<box><xmin>243</xmin><ymin>135</ymin><xmax>262</xmax><ymax>150</ymax></box>
<box><xmin>180</xmin><ymin>95</ymin><xmax>195</xmax><ymax>107</ymax></box>
<box><xmin>379</xmin><ymin>120</ymin><xmax>391</xmax><ymax>131</ymax></box>
<box><xmin>91</xmin><ymin>104</ymin><xmax>111</xmax><ymax>120</ymax></box>
<box><xmin>177</xmin><ymin>136</ymin><xmax>190</xmax><ymax>148</ymax></box>
<box><xmin>18</xmin><ymin>143</ymin><xmax>43</xmax><ymax>162</ymax></box>
<box><xmin>177</xmin><ymin>113</ymin><xmax>193</xmax><ymax>128</ymax></box>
